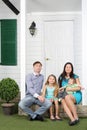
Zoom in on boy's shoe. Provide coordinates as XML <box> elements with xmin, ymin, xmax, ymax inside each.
<box><xmin>55</xmin><ymin>116</ymin><xmax>62</xmax><ymax>121</ymax></box>
<box><xmin>58</xmin><ymin>98</ymin><xmax>62</xmax><ymax>102</ymax></box>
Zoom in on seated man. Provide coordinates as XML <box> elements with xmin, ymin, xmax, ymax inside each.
<box><xmin>19</xmin><ymin>61</ymin><xmax>52</xmax><ymax>121</ymax></box>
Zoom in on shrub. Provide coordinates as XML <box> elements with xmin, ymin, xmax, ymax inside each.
<box><xmin>0</xmin><ymin>78</ymin><xmax>19</xmax><ymax>103</ymax></box>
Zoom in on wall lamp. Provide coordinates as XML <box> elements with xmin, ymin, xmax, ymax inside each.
<box><xmin>29</xmin><ymin>21</ymin><xmax>37</xmax><ymax>36</ymax></box>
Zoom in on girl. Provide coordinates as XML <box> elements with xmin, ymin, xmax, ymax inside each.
<box><xmin>42</xmin><ymin>74</ymin><xmax>62</xmax><ymax>121</ymax></box>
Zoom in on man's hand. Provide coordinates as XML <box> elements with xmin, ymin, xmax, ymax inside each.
<box><xmin>37</xmin><ymin>95</ymin><xmax>45</xmax><ymax>103</ymax></box>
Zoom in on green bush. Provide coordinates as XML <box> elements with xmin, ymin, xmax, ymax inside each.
<box><xmin>0</xmin><ymin>78</ymin><xmax>19</xmax><ymax>103</ymax></box>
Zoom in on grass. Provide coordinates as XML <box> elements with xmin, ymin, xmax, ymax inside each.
<box><xmin>0</xmin><ymin>106</ymin><xmax>87</xmax><ymax>130</ymax></box>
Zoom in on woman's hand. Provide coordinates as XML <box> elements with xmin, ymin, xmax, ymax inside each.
<box><xmin>59</xmin><ymin>87</ymin><xmax>64</xmax><ymax>92</ymax></box>
<box><xmin>66</xmin><ymin>87</ymin><xmax>72</xmax><ymax>92</ymax></box>
<box><xmin>66</xmin><ymin>86</ymin><xmax>81</xmax><ymax>92</ymax></box>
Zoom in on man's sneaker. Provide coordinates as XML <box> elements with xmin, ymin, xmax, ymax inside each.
<box><xmin>29</xmin><ymin>117</ymin><xmax>34</xmax><ymax>121</ymax></box>
<box><xmin>35</xmin><ymin>115</ymin><xmax>44</xmax><ymax>121</ymax></box>
<box><xmin>29</xmin><ymin>115</ymin><xmax>44</xmax><ymax>121</ymax></box>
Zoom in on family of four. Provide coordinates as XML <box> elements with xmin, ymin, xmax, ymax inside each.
<box><xmin>19</xmin><ymin>61</ymin><xmax>82</xmax><ymax>126</ymax></box>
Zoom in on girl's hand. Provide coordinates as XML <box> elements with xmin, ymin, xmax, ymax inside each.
<box><xmin>50</xmin><ymin>98</ymin><xmax>53</xmax><ymax>102</ymax></box>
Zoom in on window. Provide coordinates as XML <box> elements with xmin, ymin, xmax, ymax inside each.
<box><xmin>0</xmin><ymin>19</ymin><xmax>17</xmax><ymax>65</ymax></box>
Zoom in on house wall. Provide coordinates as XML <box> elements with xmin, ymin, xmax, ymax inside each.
<box><xmin>26</xmin><ymin>14</ymin><xmax>44</xmax><ymax>75</ymax></box>
<box><xmin>73</xmin><ymin>14</ymin><xmax>82</xmax><ymax>81</ymax></box>
<box><xmin>0</xmin><ymin>11</ymin><xmax>20</xmax><ymax>86</ymax></box>
<box><xmin>0</xmin><ymin>10</ymin><xmax>82</xmax><ymax>100</ymax></box>
<box><xmin>26</xmin><ymin>12</ymin><xmax>82</xmax><ymax>81</ymax></box>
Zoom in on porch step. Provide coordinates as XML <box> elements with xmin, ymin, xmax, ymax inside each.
<box><xmin>18</xmin><ymin>104</ymin><xmax>87</xmax><ymax>117</ymax></box>
<box><xmin>59</xmin><ymin>104</ymin><xmax>87</xmax><ymax>117</ymax></box>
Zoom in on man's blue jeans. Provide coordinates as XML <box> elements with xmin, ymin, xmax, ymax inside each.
<box><xmin>19</xmin><ymin>95</ymin><xmax>52</xmax><ymax>119</ymax></box>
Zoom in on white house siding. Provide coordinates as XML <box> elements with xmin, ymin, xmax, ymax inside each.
<box><xmin>73</xmin><ymin>15</ymin><xmax>82</xmax><ymax>82</ymax></box>
<box><xmin>82</xmin><ymin>0</ymin><xmax>87</xmax><ymax>105</ymax></box>
<box><xmin>0</xmin><ymin>10</ymin><xmax>82</xmax><ymax>101</ymax></box>
<box><xmin>0</xmin><ymin>3</ymin><xmax>20</xmax><ymax>87</ymax></box>
<box><xmin>26</xmin><ymin>15</ymin><xmax>45</xmax><ymax>75</ymax></box>
<box><xmin>26</xmin><ymin>12</ymin><xmax>82</xmax><ymax>81</ymax></box>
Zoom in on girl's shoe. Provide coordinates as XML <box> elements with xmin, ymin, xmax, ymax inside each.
<box><xmin>50</xmin><ymin>115</ymin><xmax>56</xmax><ymax>121</ymax></box>
<box><xmin>55</xmin><ymin>116</ymin><xmax>62</xmax><ymax>121</ymax></box>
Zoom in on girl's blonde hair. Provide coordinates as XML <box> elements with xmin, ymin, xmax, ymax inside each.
<box><xmin>45</xmin><ymin>74</ymin><xmax>59</xmax><ymax>97</ymax></box>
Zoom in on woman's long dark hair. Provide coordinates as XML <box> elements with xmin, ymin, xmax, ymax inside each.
<box><xmin>58</xmin><ymin>62</ymin><xmax>74</xmax><ymax>87</ymax></box>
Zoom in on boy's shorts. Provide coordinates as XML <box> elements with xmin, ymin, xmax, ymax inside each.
<box><xmin>58</xmin><ymin>91</ymin><xmax>68</xmax><ymax>102</ymax></box>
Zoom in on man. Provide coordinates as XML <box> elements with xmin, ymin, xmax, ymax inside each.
<box><xmin>19</xmin><ymin>61</ymin><xmax>52</xmax><ymax>121</ymax></box>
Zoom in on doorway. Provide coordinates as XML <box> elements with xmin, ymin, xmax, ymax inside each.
<box><xmin>44</xmin><ymin>20</ymin><xmax>74</xmax><ymax>79</ymax></box>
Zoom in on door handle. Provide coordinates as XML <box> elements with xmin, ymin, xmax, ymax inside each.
<box><xmin>45</xmin><ymin>58</ymin><xmax>50</xmax><ymax>61</ymax></box>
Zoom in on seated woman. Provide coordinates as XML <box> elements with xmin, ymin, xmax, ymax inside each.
<box><xmin>58</xmin><ymin>62</ymin><xmax>82</xmax><ymax>126</ymax></box>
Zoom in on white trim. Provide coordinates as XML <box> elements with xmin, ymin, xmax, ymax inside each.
<box><xmin>82</xmin><ymin>0</ymin><xmax>87</xmax><ymax>105</ymax></box>
<box><xmin>20</xmin><ymin>0</ymin><xmax>26</xmax><ymax>99</ymax></box>
<box><xmin>0</xmin><ymin>22</ymin><xmax>1</xmax><ymax>63</ymax></box>
<box><xmin>29</xmin><ymin>11</ymin><xmax>81</xmax><ymax>16</ymax></box>
<box><xmin>27</xmin><ymin>12</ymin><xmax>81</xmax><ymax>23</ymax></box>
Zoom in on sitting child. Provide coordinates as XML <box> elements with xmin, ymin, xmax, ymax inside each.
<box><xmin>42</xmin><ymin>74</ymin><xmax>62</xmax><ymax>121</ymax></box>
<box><xmin>65</xmin><ymin>78</ymin><xmax>84</xmax><ymax>94</ymax></box>
<box><xmin>65</xmin><ymin>78</ymin><xmax>80</xmax><ymax>94</ymax></box>
<box><xmin>58</xmin><ymin>78</ymin><xmax>83</xmax><ymax>102</ymax></box>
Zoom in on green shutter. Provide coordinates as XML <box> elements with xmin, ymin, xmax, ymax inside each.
<box><xmin>0</xmin><ymin>21</ymin><xmax>1</xmax><ymax>63</ymax></box>
<box><xmin>1</xmin><ymin>19</ymin><xmax>17</xmax><ymax>65</ymax></box>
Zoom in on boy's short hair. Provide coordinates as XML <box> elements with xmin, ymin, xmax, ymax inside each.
<box><xmin>33</xmin><ymin>61</ymin><xmax>42</xmax><ymax>66</ymax></box>
<box><xmin>69</xmin><ymin>78</ymin><xmax>76</xmax><ymax>84</ymax></box>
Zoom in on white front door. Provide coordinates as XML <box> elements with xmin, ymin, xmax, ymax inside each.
<box><xmin>44</xmin><ymin>20</ymin><xmax>74</xmax><ymax>79</ymax></box>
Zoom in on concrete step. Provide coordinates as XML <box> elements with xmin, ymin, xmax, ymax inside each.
<box><xmin>18</xmin><ymin>104</ymin><xmax>87</xmax><ymax>117</ymax></box>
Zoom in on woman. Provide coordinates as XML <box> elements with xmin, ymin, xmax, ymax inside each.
<box><xmin>58</xmin><ymin>62</ymin><xmax>82</xmax><ymax>126</ymax></box>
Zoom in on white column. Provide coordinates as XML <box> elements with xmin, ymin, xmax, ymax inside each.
<box><xmin>20</xmin><ymin>0</ymin><xmax>26</xmax><ymax>99</ymax></box>
<box><xmin>82</xmin><ymin>0</ymin><xmax>87</xmax><ymax>105</ymax></box>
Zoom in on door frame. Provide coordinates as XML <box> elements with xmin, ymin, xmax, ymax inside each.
<box><xmin>43</xmin><ymin>20</ymin><xmax>74</xmax><ymax>79</ymax></box>
<box><xmin>40</xmin><ymin>12</ymin><xmax>81</xmax><ymax>79</ymax></box>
